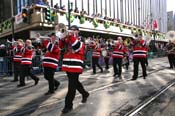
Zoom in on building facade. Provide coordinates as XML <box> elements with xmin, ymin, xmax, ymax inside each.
<box><xmin>52</xmin><ymin>0</ymin><xmax>167</xmax><ymax>33</ymax></box>
<box><xmin>167</xmin><ymin>11</ymin><xmax>175</xmax><ymax>31</ymax></box>
<box><xmin>0</xmin><ymin>0</ymin><xmax>167</xmax><ymax>32</ymax></box>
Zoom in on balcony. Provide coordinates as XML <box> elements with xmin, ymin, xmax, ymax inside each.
<box><xmin>0</xmin><ymin>5</ymin><xmax>166</xmax><ymax>42</ymax></box>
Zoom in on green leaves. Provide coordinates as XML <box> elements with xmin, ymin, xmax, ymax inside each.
<box><xmin>66</xmin><ymin>13</ymin><xmax>75</xmax><ymax>23</ymax></box>
<box><xmin>80</xmin><ymin>16</ymin><xmax>85</xmax><ymax>24</ymax></box>
<box><xmin>92</xmin><ymin>19</ymin><xmax>98</xmax><ymax>28</ymax></box>
<box><xmin>104</xmin><ymin>21</ymin><xmax>110</xmax><ymax>29</ymax></box>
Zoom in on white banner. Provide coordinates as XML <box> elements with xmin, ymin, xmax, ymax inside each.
<box><xmin>30</xmin><ymin>30</ymin><xmax>55</xmax><ymax>39</ymax></box>
<box><xmin>15</xmin><ymin>13</ymin><xmax>23</xmax><ymax>24</ymax></box>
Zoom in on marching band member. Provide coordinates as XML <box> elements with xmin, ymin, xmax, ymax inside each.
<box><xmin>59</xmin><ymin>25</ymin><xmax>89</xmax><ymax>114</ymax></box>
<box><xmin>89</xmin><ymin>40</ymin><xmax>103</xmax><ymax>74</ymax></box>
<box><xmin>102</xmin><ymin>43</ymin><xmax>110</xmax><ymax>70</ymax></box>
<box><xmin>11</xmin><ymin>39</ymin><xmax>24</xmax><ymax>82</ymax></box>
<box><xmin>17</xmin><ymin>39</ymin><xmax>39</xmax><ymax>87</ymax></box>
<box><xmin>131</xmin><ymin>34</ymin><xmax>147</xmax><ymax>80</ymax></box>
<box><xmin>42</xmin><ymin>33</ymin><xmax>60</xmax><ymax>95</ymax></box>
<box><xmin>165</xmin><ymin>40</ymin><xmax>175</xmax><ymax>69</ymax></box>
<box><xmin>112</xmin><ymin>37</ymin><xmax>126</xmax><ymax>78</ymax></box>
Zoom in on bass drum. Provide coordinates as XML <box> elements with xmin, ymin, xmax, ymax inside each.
<box><xmin>101</xmin><ymin>50</ymin><xmax>107</xmax><ymax>57</ymax></box>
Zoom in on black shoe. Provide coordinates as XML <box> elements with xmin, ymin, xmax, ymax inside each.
<box><xmin>92</xmin><ymin>72</ymin><xmax>96</xmax><ymax>75</ymax></box>
<box><xmin>62</xmin><ymin>107</ymin><xmax>73</xmax><ymax>114</ymax></box>
<box><xmin>101</xmin><ymin>69</ymin><xmax>103</xmax><ymax>73</ymax></box>
<box><xmin>143</xmin><ymin>74</ymin><xmax>147</xmax><ymax>79</ymax></box>
<box><xmin>35</xmin><ymin>78</ymin><xmax>39</xmax><ymax>85</ymax></box>
<box><xmin>118</xmin><ymin>75</ymin><xmax>122</xmax><ymax>79</ymax></box>
<box><xmin>131</xmin><ymin>78</ymin><xmax>137</xmax><ymax>81</ymax></box>
<box><xmin>11</xmin><ymin>80</ymin><xmax>18</xmax><ymax>82</ymax></box>
<box><xmin>17</xmin><ymin>84</ymin><xmax>25</xmax><ymax>87</ymax></box>
<box><xmin>82</xmin><ymin>92</ymin><xmax>89</xmax><ymax>103</ymax></box>
<box><xmin>113</xmin><ymin>74</ymin><xmax>117</xmax><ymax>77</ymax></box>
<box><xmin>54</xmin><ymin>82</ymin><xmax>60</xmax><ymax>90</ymax></box>
<box><xmin>44</xmin><ymin>91</ymin><xmax>54</xmax><ymax>95</ymax></box>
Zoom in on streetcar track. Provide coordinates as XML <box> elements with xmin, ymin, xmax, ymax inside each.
<box><xmin>124</xmin><ymin>79</ymin><xmax>175</xmax><ymax>116</ymax></box>
<box><xmin>2</xmin><ymin>67</ymin><xmax>168</xmax><ymax>116</ymax></box>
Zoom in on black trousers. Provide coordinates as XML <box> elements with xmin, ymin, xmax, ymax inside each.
<box><xmin>92</xmin><ymin>57</ymin><xmax>103</xmax><ymax>73</ymax></box>
<box><xmin>104</xmin><ymin>57</ymin><xmax>109</xmax><ymax>69</ymax></box>
<box><xmin>167</xmin><ymin>54</ymin><xmax>175</xmax><ymax>68</ymax></box>
<box><xmin>113</xmin><ymin>58</ymin><xmax>122</xmax><ymax>76</ymax></box>
<box><xmin>19</xmin><ymin>64</ymin><xmax>39</xmax><ymax>85</ymax></box>
<box><xmin>44</xmin><ymin>67</ymin><xmax>60</xmax><ymax>92</ymax></box>
<box><xmin>145</xmin><ymin>57</ymin><xmax>148</xmax><ymax>66</ymax></box>
<box><xmin>13</xmin><ymin>62</ymin><xmax>21</xmax><ymax>81</ymax></box>
<box><xmin>133</xmin><ymin>58</ymin><xmax>147</xmax><ymax>79</ymax></box>
<box><xmin>65</xmin><ymin>72</ymin><xmax>88</xmax><ymax>108</ymax></box>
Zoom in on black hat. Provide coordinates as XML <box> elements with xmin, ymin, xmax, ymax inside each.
<box><xmin>48</xmin><ymin>33</ymin><xmax>55</xmax><ymax>37</ymax></box>
<box><xmin>70</xmin><ymin>25</ymin><xmax>79</xmax><ymax>31</ymax></box>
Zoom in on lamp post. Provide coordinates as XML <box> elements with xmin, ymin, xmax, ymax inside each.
<box><xmin>11</xmin><ymin>0</ymin><xmax>15</xmax><ymax>41</ymax></box>
<box><xmin>68</xmin><ymin>0</ymin><xmax>73</xmax><ymax>29</ymax></box>
<box><xmin>152</xmin><ymin>29</ymin><xmax>156</xmax><ymax>52</ymax></box>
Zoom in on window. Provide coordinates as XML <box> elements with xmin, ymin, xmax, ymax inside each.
<box><xmin>83</xmin><ymin>0</ymin><xmax>88</xmax><ymax>14</ymax></box>
<box><xmin>77</xmin><ymin>0</ymin><xmax>82</xmax><ymax>11</ymax></box>
<box><xmin>97</xmin><ymin>0</ymin><xmax>101</xmax><ymax>14</ymax></box>
<box><xmin>89</xmin><ymin>0</ymin><xmax>93</xmax><ymax>15</ymax></box>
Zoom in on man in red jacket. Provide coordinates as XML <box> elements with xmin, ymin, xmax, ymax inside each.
<box><xmin>59</xmin><ymin>25</ymin><xmax>89</xmax><ymax>114</ymax></box>
<box><xmin>18</xmin><ymin>39</ymin><xmax>39</xmax><ymax>87</ymax></box>
<box><xmin>42</xmin><ymin>33</ymin><xmax>61</xmax><ymax>95</ymax></box>
<box><xmin>11</xmin><ymin>39</ymin><xmax>24</xmax><ymax>82</ymax></box>
<box><xmin>131</xmin><ymin>35</ymin><xmax>147</xmax><ymax>80</ymax></box>
<box><xmin>112</xmin><ymin>37</ymin><xmax>126</xmax><ymax>78</ymax></box>
<box><xmin>89</xmin><ymin>40</ymin><xmax>103</xmax><ymax>74</ymax></box>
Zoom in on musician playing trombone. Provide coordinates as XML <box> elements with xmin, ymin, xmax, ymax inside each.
<box><xmin>58</xmin><ymin>25</ymin><xmax>89</xmax><ymax>114</ymax></box>
<box><xmin>42</xmin><ymin>33</ymin><xmax>61</xmax><ymax>95</ymax></box>
<box><xmin>18</xmin><ymin>39</ymin><xmax>39</xmax><ymax>87</ymax></box>
<box><xmin>165</xmin><ymin>40</ymin><xmax>175</xmax><ymax>69</ymax></box>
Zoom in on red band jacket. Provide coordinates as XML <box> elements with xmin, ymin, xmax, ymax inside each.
<box><xmin>59</xmin><ymin>35</ymin><xmax>85</xmax><ymax>74</ymax></box>
<box><xmin>42</xmin><ymin>40</ymin><xmax>60</xmax><ymax>69</ymax></box>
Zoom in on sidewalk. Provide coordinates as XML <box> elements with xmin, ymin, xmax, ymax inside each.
<box><xmin>0</xmin><ymin>57</ymin><xmax>175</xmax><ymax>116</ymax></box>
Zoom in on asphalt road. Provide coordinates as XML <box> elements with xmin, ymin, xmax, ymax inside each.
<box><xmin>0</xmin><ymin>57</ymin><xmax>175</xmax><ymax>116</ymax></box>
<box><xmin>134</xmin><ymin>84</ymin><xmax>175</xmax><ymax>116</ymax></box>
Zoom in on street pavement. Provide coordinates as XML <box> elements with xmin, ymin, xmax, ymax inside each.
<box><xmin>138</xmin><ymin>84</ymin><xmax>175</xmax><ymax>116</ymax></box>
<box><xmin>0</xmin><ymin>57</ymin><xmax>175</xmax><ymax>116</ymax></box>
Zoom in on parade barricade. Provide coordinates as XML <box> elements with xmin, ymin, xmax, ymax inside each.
<box><xmin>0</xmin><ymin>56</ymin><xmax>13</xmax><ymax>78</ymax></box>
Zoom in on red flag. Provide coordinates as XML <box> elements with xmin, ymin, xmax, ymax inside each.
<box><xmin>146</xmin><ymin>23</ymin><xmax>150</xmax><ymax>30</ymax></box>
<box><xmin>153</xmin><ymin>20</ymin><xmax>158</xmax><ymax>30</ymax></box>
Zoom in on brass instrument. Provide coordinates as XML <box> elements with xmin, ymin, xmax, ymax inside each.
<box><xmin>165</xmin><ymin>31</ymin><xmax>175</xmax><ymax>54</ymax></box>
<box><xmin>166</xmin><ymin>31</ymin><xmax>175</xmax><ymax>43</ymax></box>
<box><xmin>124</xmin><ymin>38</ymin><xmax>131</xmax><ymax>46</ymax></box>
<box><xmin>55</xmin><ymin>23</ymin><xmax>72</xmax><ymax>53</ymax></box>
<box><xmin>55</xmin><ymin>23</ymin><xmax>69</xmax><ymax>39</ymax></box>
<box><xmin>143</xmin><ymin>35</ymin><xmax>152</xmax><ymax>46</ymax></box>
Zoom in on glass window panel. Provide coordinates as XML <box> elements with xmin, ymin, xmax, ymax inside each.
<box><xmin>53</xmin><ymin>0</ymin><xmax>60</xmax><ymax>7</ymax></box>
<box><xmin>117</xmin><ymin>0</ymin><xmax>121</xmax><ymax>20</ymax></box>
<box><xmin>77</xmin><ymin>0</ymin><xmax>82</xmax><ymax>11</ymax></box>
<box><xmin>110</xmin><ymin>0</ymin><xmax>114</xmax><ymax>18</ymax></box>
<box><xmin>96</xmin><ymin>0</ymin><xmax>101</xmax><ymax>14</ymax></box>
<box><xmin>106</xmin><ymin>0</ymin><xmax>110</xmax><ymax>17</ymax></box>
<box><xmin>83</xmin><ymin>0</ymin><xmax>88</xmax><ymax>14</ymax></box>
<box><xmin>89</xmin><ymin>0</ymin><xmax>93</xmax><ymax>15</ymax></box>
<box><xmin>62</xmin><ymin>0</ymin><xmax>68</xmax><ymax>10</ymax></box>
<box><xmin>102</xmin><ymin>0</ymin><xmax>105</xmax><ymax>17</ymax></box>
